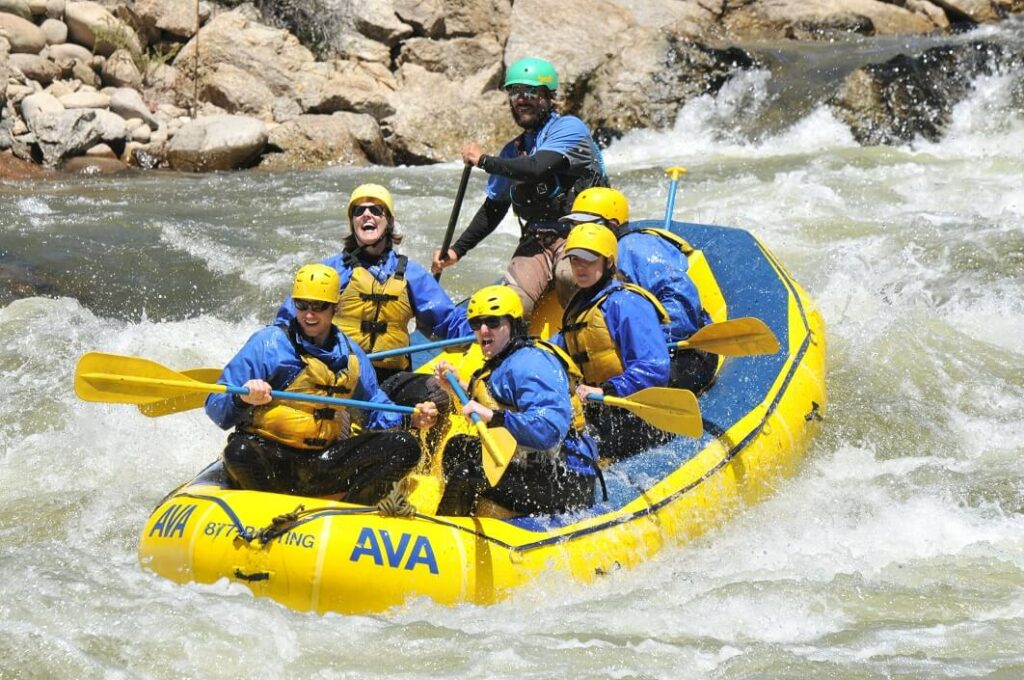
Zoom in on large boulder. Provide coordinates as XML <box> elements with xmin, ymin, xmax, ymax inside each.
<box><xmin>829</xmin><ymin>40</ymin><xmax>1020</xmax><ymax>144</ymax></box>
<box><xmin>173</xmin><ymin>11</ymin><xmax>326</xmax><ymax>114</ymax></box>
<box><xmin>577</xmin><ymin>29</ymin><xmax>755</xmax><ymax>140</ymax></box>
<box><xmin>444</xmin><ymin>0</ymin><xmax>512</xmax><ymax>38</ymax></box>
<box><xmin>383</xmin><ymin>62</ymin><xmax>518</xmax><ymax>164</ymax></box>
<box><xmin>397</xmin><ymin>35</ymin><xmax>503</xmax><ymax>82</ymax></box>
<box><xmin>166</xmin><ymin>114</ymin><xmax>267</xmax><ymax>171</ymax></box>
<box><xmin>134</xmin><ymin>0</ymin><xmax>196</xmax><ymax>39</ymax></box>
<box><xmin>720</xmin><ymin>0</ymin><xmax>947</xmax><ymax>39</ymax></box>
<box><xmin>504</xmin><ymin>0</ymin><xmax>633</xmax><ymax>91</ymax></box>
<box><xmin>300</xmin><ymin>59</ymin><xmax>396</xmax><ymax>119</ymax></box>
<box><xmin>0</xmin><ymin>13</ymin><xmax>47</xmax><ymax>53</ymax></box>
<box><xmin>260</xmin><ymin>112</ymin><xmax>391</xmax><ymax>169</ymax></box>
<box><xmin>64</xmin><ymin>1</ymin><xmax>143</xmax><ymax>56</ymax></box>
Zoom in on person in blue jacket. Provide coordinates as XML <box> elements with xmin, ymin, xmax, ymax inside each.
<box><xmin>433</xmin><ymin>285</ymin><xmax>597</xmax><ymax>517</ymax></box>
<box><xmin>276</xmin><ymin>183</ymin><xmax>471</xmax><ymax>409</ymax></box>
<box><xmin>560</xmin><ymin>187</ymin><xmax>717</xmax><ymax>394</ymax></box>
<box><xmin>210</xmin><ymin>264</ymin><xmax>438</xmax><ymax>503</ymax></box>
<box><xmin>430</xmin><ymin>57</ymin><xmax>609</xmax><ymax>318</ymax></box>
<box><xmin>549</xmin><ymin>223</ymin><xmax>673</xmax><ymax>459</ymax></box>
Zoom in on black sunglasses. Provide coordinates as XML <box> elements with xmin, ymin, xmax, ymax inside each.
<box><xmin>506</xmin><ymin>85</ymin><xmax>545</xmax><ymax>100</ymax></box>
<box><xmin>469</xmin><ymin>316</ymin><xmax>504</xmax><ymax>331</ymax></box>
<box><xmin>295</xmin><ymin>299</ymin><xmax>332</xmax><ymax>312</ymax></box>
<box><xmin>352</xmin><ymin>204</ymin><xmax>385</xmax><ymax>217</ymax></box>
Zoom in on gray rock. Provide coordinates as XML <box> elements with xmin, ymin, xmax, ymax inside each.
<box><xmin>100</xmin><ymin>49</ymin><xmax>142</xmax><ymax>88</ymax></box>
<box><xmin>166</xmin><ymin>114</ymin><xmax>267</xmax><ymax>171</ymax></box>
<box><xmin>9</xmin><ymin>53</ymin><xmax>63</xmax><ymax>85</ymax></box>
<box><xmin>0</xmin><ymin>13</ymin><xmax>47</xmax><ymax>52</ymax></box>
<box><xmin>109</xmin><ymin>87</ymin><xmax>157</xmax><ymax>129</ymax></box>
<box><xmin>40</xmin><ymin>18</ymin><xmax>67</xmax><ymax>44</ymax></box>
<box><xmin>58</xmin><ymin>89</ymin><xmax>109</xmax><ymax>108</ymax></box>
<box><xmin>30</xmin><ymin>107</ymin><xmax>106</xmax><ymax>165</ymax></box>
<box><xmin>261</xmin><ymin>111</ymin><xmax>389</xmax><ymax>169</ymax></box>
<box><xmin>48</xmin><ymin>42</ymin><xmax>91</xmax><ymax>62</ymax></box>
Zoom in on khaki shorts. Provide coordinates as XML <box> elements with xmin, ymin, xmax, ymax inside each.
<box><xmin>502</xmin><ymin>232</ymin><xmax>577</xmax><ymax>319</ymax></box>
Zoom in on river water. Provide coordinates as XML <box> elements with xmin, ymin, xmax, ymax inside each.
<box><xmin>2</xmin><ymin>22</ymin><xmax>1023</xmax><ymax>680</ymax></box>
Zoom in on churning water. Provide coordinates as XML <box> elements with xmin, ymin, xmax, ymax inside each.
<box><xmin>2</xmin><ymin>24</ymin><xmax>1023</xmax><ymax>680</ymax></box>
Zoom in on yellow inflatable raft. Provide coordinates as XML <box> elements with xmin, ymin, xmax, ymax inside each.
<box><xmin>138</xmin><ymin>219</ymin><xmax>826</xmax><ymax>614</ymax></box>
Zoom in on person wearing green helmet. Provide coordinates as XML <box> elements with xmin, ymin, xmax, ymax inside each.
<box><xmin>431</xmin><ymin>56</ymin><xmax>609</xmax><ymax>319</ymax></box>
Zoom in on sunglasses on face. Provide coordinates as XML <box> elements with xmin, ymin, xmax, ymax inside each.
<box><xmin>294</xmin><ymin>299</ymin><xmax>331</xmax><ymax>312</ymax></box>
<box><xmin>506</xmin><ymin>85</ymin><xmax>545</xmax><ymax>100</ymax></box>
<box><xmin>352</xmin><ymin>204</ymin><xmax>385</xmax><ymax>217</ymax></box>
<box><xmin>469</xmin><ymin>316</ymin><xmax>504</xmax><ymax>331</ymax></box>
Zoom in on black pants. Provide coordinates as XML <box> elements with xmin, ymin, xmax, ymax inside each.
<box><xmin>379</xmin><ymin>371</ymin><xmax>451</xmax><ymax>411</ymax></box>
<box><xmin>436</xmin><ymin>435</ymin><xmax>595</xmax><ymax>516</ymax></box>
<box><xmin>223</xmin><ymin>429</ymin><xmax>421</xmax><ymax>504</ymax></box>
<box><xmin>668</xmin><ymin>348</ymin><xmax>718</xmax><ymax>394</ymax></box>
<box><xmin>585</xmin><ymin>402</ymin><xmax>673</xmax><ymax>461</ymax></box>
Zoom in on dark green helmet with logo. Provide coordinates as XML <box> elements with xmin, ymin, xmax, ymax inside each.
<box><xmin>504</xmin><ymin>57</ymin><xmax>559</xmax><ymax>92</ymax></box>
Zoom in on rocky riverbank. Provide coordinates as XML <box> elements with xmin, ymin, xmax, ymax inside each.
<box><xmin>1</xmin><ymin>0</ymin><xmax>1022</xmax><ymax>176</ymax></box>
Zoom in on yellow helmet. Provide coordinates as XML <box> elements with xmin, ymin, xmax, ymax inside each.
<box><xmin>347</xmin><ymin>183</ymin><xmax>394</xmax><ymax>217</ymax></box>
<box><xmin>564</xmin><ymin>222</ymin><xmax>617</xmax><ymax>265</ymax></box>
<box><xmin>562</xmin><ymin>187</ymin><xmax>629</xmax><ymax>226</ymax></box>
<box><xmin>467</xmin><ymin>285</ymin><xmax>524</xmax><ymax>320</ymax></box>
<box><xmin>292</xmin><ymin>264</ymin><xmax>340</xmax><ymax>304</ymax></box>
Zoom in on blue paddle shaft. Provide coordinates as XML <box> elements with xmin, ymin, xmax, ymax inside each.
<box><xmin>224</xmin><ymin>385</ymin><xmax>415</xmax><ymax>414</ymax></box>
<box><xmin>663</xmin><ymin>178</ymin><xmax>679</xmax><ymax>229</ymax></box>
<box><xmin>444</xmin><ymin>371</ymin><xmax>483</xmax><ymax>425</ymax></box>
<box><xmin>366</xmin><ymin>335</ymin><xmax>474</xmax><ymax>361</ymax></box>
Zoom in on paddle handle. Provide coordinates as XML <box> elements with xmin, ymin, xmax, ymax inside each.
<box><xmin>435</xmin><ymin>165</ymin><xmax>472</xmax><ymax>281</ymax></box>
<box><xmin>225</xmin><ymin>385</ymin><xmax>416</xmax><ymax>414</ymax></box>
<box><xmin>663</xmin><ymin>165</ymin><xmax>687</xmax><ymax>229</ymax></box>
<box><xmin>444</xmin><ymin>371</ymin><xmax>506</xmax><ymax>468</ymax></box>
<box><xmin>366</xmin><ymin>335</ymin><xmax>474</xmax><ymax>361</ymax></box>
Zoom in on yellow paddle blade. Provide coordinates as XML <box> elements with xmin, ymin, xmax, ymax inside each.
<box><xmin>138</xmin><ymin>368</ymin><xmax>223</xmax><ymax>417</ymax></box>
<box><xmin>676</xmin><ymin>317</ymin><xmax>780</xmax><ymax>356</ymax></box>
<box><xmin>478</xmin><ymin>424</ymin><xmax>517</xmax><ymax>487</ymax></box>
<box><xmin>602</xmin><ymin>387</ymin><xmax>703</xmax><ymax>438</ymax></box>
<box><xmin>74</xmin><ymin>352</ymin><xmax>225</xmax><ymax>405</ymax></box>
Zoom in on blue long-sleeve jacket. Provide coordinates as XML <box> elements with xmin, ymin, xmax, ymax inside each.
<box><xmin>617</xmin><ymin>228</ymin><xmax>708</xmax><ymax>342</ymax></box>
<box><xmin>275</xmin><ymin>248</ymin><xmax>472</xmax><ymax>340</ymax></box>
<box><xmin>205</xmin><ymin>321</ymin><xmax>405</xmax><ymax>431</ymax></box>
<box><xmin>481</xmin><ymin>344</ymin><xmax>597</xmax><ymax>475</ymax></box>
<box><xmin>551</xmin><ymin>278</ymin><xmax>670</xmax><ymax>397</ymax></box>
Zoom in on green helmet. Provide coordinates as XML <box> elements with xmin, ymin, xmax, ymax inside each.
<box><xmin>504</xmin><ymin>57</ymin><xmax>559</xmax><ymax>92</ymax></box>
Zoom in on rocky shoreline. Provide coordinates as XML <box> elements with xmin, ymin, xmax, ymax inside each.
<box><xmin>1</xmin><ymin>0</ymin><xmax>1022</xmax><ymax>176</ymax></box>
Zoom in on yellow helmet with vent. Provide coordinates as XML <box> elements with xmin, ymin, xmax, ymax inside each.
<box><xmin>292</xmin><ymin>264</ymin><xmax>340</xmax><ymax>303</ymax></box>
<box><xmin>467</xmin><ymin>285</ymin><xmax>524</xmax><ymax>320</ymax></box>
<box><xmin>563</xmin><ymin>187</ymin><xmax>629</xmax><ymax>226</ymax></box>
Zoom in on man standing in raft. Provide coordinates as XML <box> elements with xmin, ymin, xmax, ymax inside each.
<box><xmin>430</xmin><ymin>57</ymin><xmax>609</xmax><ymax>318</ymax></box>
<box><xmin>434</xmin><ymin>285</ymin><xmax>597</xmax><ymax>517</ymax></box>
<box><xmin>208</xmin><ymin>264</ymin><xmax>438</xmax><ymax>503</ymax></box>
<box><xmin>277</xmin><ymin>183</ymin><xmax>470</xmax><ymax>408</ymax></box>
<box><xmin>550</xmin><ymin>223</ymin><xmax>674</xmax><ymax>459</ymax></box>
<box><xmin>560</xmin><ymin>188</ymin><xmax>717</xmax><ymax>394</ymax></box>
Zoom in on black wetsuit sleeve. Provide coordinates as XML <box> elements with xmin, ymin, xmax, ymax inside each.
<box><xmin>478</xmin><ymin>149</ymin><xmax>567</xmax><ymax>182</ymax></box>
<box><xmin>451</xmin><ymin>198</ymin><xmax>511</xmax><ymax>258</ymax></box>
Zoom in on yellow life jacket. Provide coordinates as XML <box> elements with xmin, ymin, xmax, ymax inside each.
<box><xmin>245</xmin><ymin>351</ymin><xmax>360</xmax><ymax>450</ymax></box>
<box><xmin>335</xmin><ymin>255</ymin><xmax>413</xmax><ymax>370</ymax></box>
<box><xmin>562</xmin><ymin>283</ymin><xmax>670</xmax><ymax>385</ymax></box>
<box><xmin>469</xmin><ymin>339</ymin><xmax>587</xmax><ymax>435</ymax></box>
<box><xmin>635</xmin><ymin>227</ymin><xmax>694</xmax><ymax>255</ymax></box>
